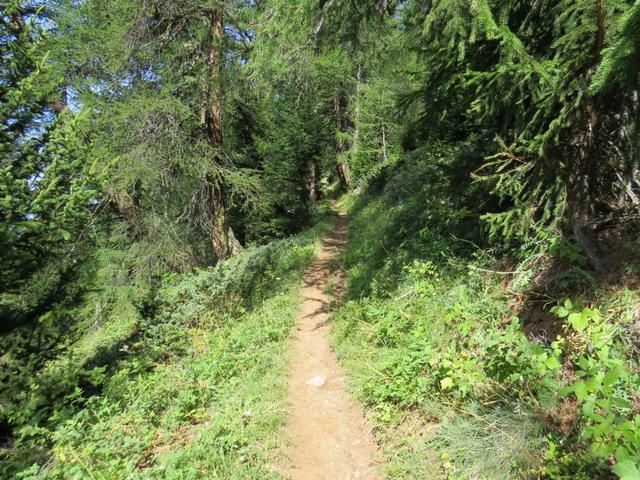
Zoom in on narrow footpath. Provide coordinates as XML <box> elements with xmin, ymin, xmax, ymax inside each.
<box><xmin>281</xmin><ymin>210</ymin><xmax>382</xmax><ymax>480</ymax></box>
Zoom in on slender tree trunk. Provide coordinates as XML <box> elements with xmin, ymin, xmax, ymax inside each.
<box><xmin>334</xmin><ymin>92</ymin><xmax>351</xmax><ymax>189</ymax></box>
<box><xmin>376</xmin><ymin>0</ymin><xmax>390</xmax><ymax>14</ymax></box>
<box><xmin>351</xmin><ymin>64</ymin><xmax>363</xmax><ymax>174</ymax></box>
<box><xmin>570</xmin><ymin>107</ymin><xmax>609</xmax><ymax>273</ymax></box>
<box><xmin>567</xmin><ymin>174</ymin><xmax>608</xmax><ymax>273</ymax></box>
<box><xmin>307</xmin><ymin>158</ymin><xmax>318</xmax><ymax>204</ymax></box>
<box><xmin>204</xmin><ymin>6</ymin><xmax>242</xmax><ymax>261</ymax></box>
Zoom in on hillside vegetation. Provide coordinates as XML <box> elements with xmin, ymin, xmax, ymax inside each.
<box><xmin>2</xmin><ymin>1</ymin><xmax>640</xmax><ymax>479</ymax></box>
<box><xmin>2</xmin><ymin>207</ymin><xmax>334</xmax><ymax>478</ymax></box>
<box><xmin>333</xmin><ymin>153</ymin><xmax>640</xmax><ymax>479</ymax></box>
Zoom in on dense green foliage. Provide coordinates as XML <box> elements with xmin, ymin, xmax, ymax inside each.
<box><xmin>2</xmin><ymin>0</ymin><xmax>640</xmax><ymax>478</ymax></box>
<box><xmin>1</xmin><ymin>1</ymin><xmax>96</xmax><ymax>329</ymax></box>
<box><xmin>334</xmin><ymin>156</ymin><xmax>640</xmax><ymax>479</ymax></box>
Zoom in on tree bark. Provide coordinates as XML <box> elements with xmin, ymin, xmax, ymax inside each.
<box><xmin>203</xmin><ymin>6</ymin><xmax>242</xmax><ymax>261</ymax></box>
<box><xmin>337</xmin><ymin>158</ymin><xmax>351</xmax><ymax>189</ymax></box>
<box><xmin>376</xmin><ymin>0</ymin><xmax>390</xmax><ymax>15</ymax></box>
<box><xmin>307</xmin><ymin>158</ymin><xmax>318</xmax><ymax>204</ymax></box>
<box><xmin>334</xmin><ymin>92</ymin><xmax>351</xmax><ymax>189</ymax></box>
<box><xmin>567</xmin><ymin>172</ymin><xmax>608</xmax><ymax>274</ymax></box>
<box><xmin>350</xmin><ymin>64</ymin><xmax>364</xmax><ymax>181</ymax></box>
<box><xmin>564</xmin><ymin>1</ymin><xmax>609</xmax><ymax>274</ymax></box>
<box><xmin>207</xmin><ymin>182</ymin><xmax>242</xmax><ymax>260</ymax></box>
<box><xmin>568</xmin><ymin>97</ymin><xmax>608</xmax><ymax>273</ymax></box>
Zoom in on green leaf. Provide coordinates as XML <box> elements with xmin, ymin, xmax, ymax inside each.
<box><xmin>587</xmin><ymin>375</ymin><xmax>603</xmax><ymax>391</ymax></box>
<box><xmin>545</xmin><ymin>356</ymin><xmax>560</xmax><ymax>370</ymax></box>
<box><xmin>440</xmin><ymin>377</ymin><xmax>454</xmax><ymax>390</ymax></box>
<box><xmin>603</xmin><ymin>369</ymin><xmax>621</xmax><ymax>387</ymax></box>
<box><xmin>559</xmin><ymin>386</ymin><xmax>574</xmax><ymax>396</ymax></box>
<box><xmin>569</xmin><ymin>312</ymin><xmax>588</xmax><ymax>332</ymax></box>
<box><xmin>612</xmin><ymin>397</ymin><xmax>632</xmax><ymax>409</ymax></box>
<box><xmin>574</xmin><ymin>381</ymin><xmax>587</xmax><ymax>402</ymax></box>
<box><xmin>553</xmin><ymin>306</ymin><xmax>569</xmax><ymax>318</ymax></box>
<box><xmin>613</xmin><ymin>459</ymin><xmax>640</xmax><ymax>480</ymax></box>
<box><xmin>578</xmin><ymin>357</ymin><xmax>590</xmax><ymax>370</ymax></box>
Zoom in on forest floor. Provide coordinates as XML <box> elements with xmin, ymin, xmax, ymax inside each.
<box><xmin>281</xmin><ymin>208</ymin><xmax>383</xmax><ymax>479</ymax></box>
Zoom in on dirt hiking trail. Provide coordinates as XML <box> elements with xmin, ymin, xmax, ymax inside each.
<box><xmin>281</xmin><ymin>210</ymin><xmax>382</xmax><ymax>480</ymax></box>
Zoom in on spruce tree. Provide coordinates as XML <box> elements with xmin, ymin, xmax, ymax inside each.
<box><xmin>1</xmin><ymin>1</ymin><xmax>95</xmax><ymax>326</ymax></box>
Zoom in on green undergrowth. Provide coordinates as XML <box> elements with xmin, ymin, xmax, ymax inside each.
<box><xmin>1</xmin><ymin>205</ymin><xmax>335</xmax><ymax>479</ymax></box>
<box><xmin>332</xmin><ymin>153</ymin><xmax>640</xmax><ymax>479</ymax></box>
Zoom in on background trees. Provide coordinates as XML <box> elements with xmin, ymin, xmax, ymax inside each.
<box><xmin>395</xmin><ymin>0</ymin><xmax>640</xmax><ymax>272</ymax></box>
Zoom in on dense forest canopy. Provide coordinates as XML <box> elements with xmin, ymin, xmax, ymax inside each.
<box><xmin>1</xmin><ymin>0</ymin><xmax>640</xmax><ymax>478</ymax></box>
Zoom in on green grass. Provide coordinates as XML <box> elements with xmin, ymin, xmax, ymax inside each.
<box><xmin>2</xmin><ymin>205</ymin><xmax>336</xmax><ymax>479</ymax></box>
<box><xmin>331</xmin><ymin>264</ymin><xmax>543</xmax><ymax>478</ymax></box>
<box><xmin>331</xmin><ymin>190</ymin><xmax>540</xmax><ymax>479</ymax></box>
<box><xmin>36</xmin><ymin>286</ymin><xmax>298</xmax><ymax>480</ymax></box>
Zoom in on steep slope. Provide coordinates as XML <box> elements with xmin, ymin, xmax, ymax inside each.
<box><xmin>1</xmin><ymin>210</ymin><xmax>335</xmax><ymax>479</ymax></box>
<box><xmin>331</xmin><ymin>154</ymin><xmax>640</xmax><ymax>479</ymax></box>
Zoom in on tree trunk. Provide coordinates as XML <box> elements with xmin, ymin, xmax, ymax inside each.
<box><xmin>334</xmin><ymin>92</ymin><xmax>351</xmax><ymax>189</ymax></box>
<box><xmin>568</xmin><ymin>98</ymin><xmax>608</xmax><ymax>273</ymax></box>
<box><xmin>207</xmin><ymin>182</ymin><xmax>242</xmax><ymax>260</ymax></box>
<box><xmin>376</xmin><ymin>0</ymin><xmax>390</xmax><ymax>15</ymax></box>
<box><xmin>350</xmin><ymin>64</ymin><xmax>364</xmax><ymax>184</ymax></box>
<box><xmin>567</xmin><ymin>174</ymin><xmax>608</xmax><ymax>273</ymax></box>
<box><xmin>337</xmin><ymin>160</ymin><xmax>351</xmax><ymax>190</ymax></box>
<box><xmin>203</xmin><ymin>6</ymin><xmax>242</xmax><ymax>261</ymax></box>
<box><xmin>307</xmin><ymin>158</ymin><xmax>318</xmax><ymax>204</ymax></box>
<box><xmin>565</xmin><ymin>2</ymin><xmax>609</xmax><ymax>274</ymax></box>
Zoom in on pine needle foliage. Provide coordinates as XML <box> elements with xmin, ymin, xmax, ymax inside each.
<box><xmin>401</xmin><ymin>0</ymin><xmax>640</xmax><ymax>267</ymax></box>
<box><xmin>591</xmin><ymin>1</ymin><xmax>640</xmax><ymax>93</ymax></box>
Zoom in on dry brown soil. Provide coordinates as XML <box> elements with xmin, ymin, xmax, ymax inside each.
<box><xmin>281</xmin><ymin>211</ymin><xmax>383</xmax><ymax>480</ymax></box>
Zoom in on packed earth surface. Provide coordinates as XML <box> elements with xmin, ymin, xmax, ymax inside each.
<box><xmin>282</xmin><ymin>211</ymin><xmax>382</xmax><ymax>480</ymax></box>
